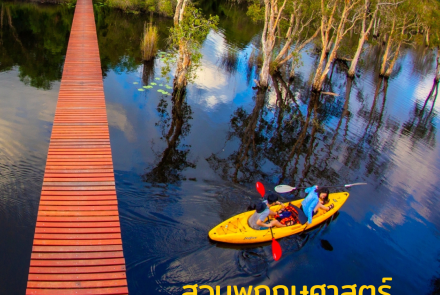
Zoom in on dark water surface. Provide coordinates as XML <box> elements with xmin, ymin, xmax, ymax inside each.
<box><xmin>1</xmin><ymin>2</ymin><xmax>440</xmax><ymax>294</ymax></box>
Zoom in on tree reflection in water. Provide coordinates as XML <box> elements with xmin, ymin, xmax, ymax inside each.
<box><xmin>206</xmin><ymin>88</ymin><xmax>269</xmax><ymax>183</ymax></box>
<box><xmin>401</xmin><ymin>79</ymin><xmax>438</xmax><ymax>149</ymax></box>
<box><xmin>142</xmin><ymin>88</ymin><xmax>196</xmax><ymax>184</ymax></box>
<box><xmin>206</xmin><ymin>66</ymin><xmax>439</xmax><ymax>191</ymax></box>
<box><xmin>0</xmin><ymin>3</ymin><xmax>74</xmax><ymax>89</ymax></box>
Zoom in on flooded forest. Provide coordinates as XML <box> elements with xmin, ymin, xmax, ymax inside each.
<box><xmin>1</xmin><ymin>0</ymin><xmax>440</xmax><ymax>294</ymax></box>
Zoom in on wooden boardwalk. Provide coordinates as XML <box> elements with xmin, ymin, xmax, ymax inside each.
<box><xmin>26</xmin><ymin>0</ymin><xmax>128</xmax><ymax>293</ymax></box>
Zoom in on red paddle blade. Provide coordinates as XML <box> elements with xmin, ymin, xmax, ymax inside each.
<box><xmin>256</xmin><ymin>182</ymin><xmax>265</xmax><ymax>197</ymax></box>
<box><xmin>272</xmin><ymin>238</ymin><xmax>282</xmax><ymax>261</ymax></box>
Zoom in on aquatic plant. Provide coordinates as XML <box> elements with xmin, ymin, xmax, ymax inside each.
<box><xmin>141</xmin><ymin>24</ymin><xmax>158</xmax><ymax>61</ymax></box>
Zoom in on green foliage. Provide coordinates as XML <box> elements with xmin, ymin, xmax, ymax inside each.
<box><xmin>246</xmin><ymin>2</ymin><xmax>264</xmax><ymax>23</ymax></box>
<box><xmin>157</xmin><ymin>0</ymin><xmax>173</xmax><ymax>16</ymax></box>
<box><xmin>161</xmin><ymin>5</ymin><xmax>218</xmax><ymax>83</ymax></box>
<box><xmin>141</xmin><ymin>24</ymin><xmax>158</xmax><ymax>60</ymax></box>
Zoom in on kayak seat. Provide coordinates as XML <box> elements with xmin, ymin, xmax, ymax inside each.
<box><xmin>292</xmin><ymin>204</ymin><xmax>308</xmax><ymax>225</ymax></box>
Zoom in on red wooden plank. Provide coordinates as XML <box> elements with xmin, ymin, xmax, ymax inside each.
<box><xmin>34</xmin><ymin>233</ymin><xmax>121</xmax><ymax>240</ymax></box>
<box><xmin>28</xmin><ymin>272</ymin><xmax>126</xmax><ymax>281</ymax></box>
<box><xmin>30</xmin><ymin>258</ymin><xmax>126</xmax><ymax>267</ymax></box>
<box><xmin>35</xmin><ymin>227</ymin><xmax>121</xmax><ymax>234</ymax></box>
<box><xmin>29</xmin><ymin>265</ymin><xmax>126</xmax><ymax>274</ymax></box>
<box><xmin>36</xmin><ymin>216</ymin><xmax>119</xmax><ymax>222</ymax></box>
<box><xmin>31</xmin><ymin>251</ymin><xmax>124</xmax><ymax>260</ymax></box>
<box><xmin>36</xmin><ymin>222</ymin><xmax>121</xmax><ymax>228</ymax></box>
<box><xmin>38</xmin><ymin>206</ymin><xmax>118</xmax><ymax>211</ymax></box>
<box><xmin>39</xmin><ymin>200</ymin><xmax>118</xmax><ymax>206</ymax></box>
<box><xmin>27</xmin><ymin>279</ymin><xmax>127</xmax><ymax>289</ymax></box>
<box><xmin>26</xmin><ymin>287</ymin><xmax>128</xmax><ymax>295</ymax></box>
<box><xmin>37</xmin><ymin>211</ymin><xmax>119</xmax><ymax>216</ymax></box>
<box><xmin>27</xmin><ymin>0</ymin><xmax>127</xmax><ymax>292</ymax></box>
<box><xmin>32</xmin><ymin>245</ymin><xmax>123</xmax><ymax>253</ymax></box>
<box><xmin>33</xmin><ymin>239</ymin><xmax>122</xmax><ymax>246</ymax></box>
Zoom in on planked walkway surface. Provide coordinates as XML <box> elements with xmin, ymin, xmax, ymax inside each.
<box><xmin>26</xmin><ymin>0</ymin><xmax>128</xmax><ymax>293</ymax></box>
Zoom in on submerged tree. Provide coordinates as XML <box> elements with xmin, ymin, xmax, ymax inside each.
<box><xmin>247</xmin><ymin>0</ymin><xmax>320</xmax><ymax>85</ymax></box>
<box><xmin>163</xmin><ymin>5</ymin><xmax>218</xmax><ymax>93</ymax></box>
<box><xmin>378</xmin><ymin>0</ymin><xmax>418</xmax><ymax>77</ymax></box>
<box><xmin>311</xmin><ymin>0</ymin><xmax>360</xmax><ymax>92</ymax></box>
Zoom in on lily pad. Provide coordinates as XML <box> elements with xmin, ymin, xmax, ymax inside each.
<box><xmin>165</xmin><ymin>85</ymin><xmax>172</xmax><ymax>89</ymax></box>
<box><xmin>143</xmin><ymin>85</ymin><xmax>153</xmax><ymax>89</ymax></box>
<box><xmin>159</xmin><ymin>84</ymin><xmax>164</xmax><ymax>87</ymax></box>
<box><xmin>155</xmin><ymin>77</ymin><xmax>160</xmax><ymax>80</ymax></box>
<box><xmin>138</xmin><ymin>88</ymin><xmax>144</xmax><ymax>91</ymax></box>
<box><xmin>151</xmin><ymin>82</ymin><xmax>157</xmax><ymax>85</ymax></box>
<box><xmin>133</xmin><ymin>82</ymin><xmax>139</xmax><ymax>84</ymax></box>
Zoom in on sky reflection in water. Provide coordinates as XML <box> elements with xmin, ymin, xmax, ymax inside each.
<box><xmin>1</xmin><ymin>2</ymin><xmax>440</xmax><ymax>294</ymax></box>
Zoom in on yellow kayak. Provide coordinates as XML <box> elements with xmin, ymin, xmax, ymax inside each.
<box><xmin>209</xmin><ymin>192</ymin><xmax>349</xmax><ymax>244</ymax></box>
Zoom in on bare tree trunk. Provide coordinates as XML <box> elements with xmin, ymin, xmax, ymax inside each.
<box><xmin>174</xmin><ymin>42</ymin><xmax>191</xmax><ymax>90</ymax></box>
<box><xmin>259</xmin><ymin>0</ymin><xmax>287</xmax><ymax>88</ymax></box>
<box><xmin>289</xmin><ymin>61</ymin><xmax>295</xmax><ymax>78</ymax></box>
<box><xmin>348</xmin><ymin>0</ymin><xmax>377</xmax><ymax>78</ymax></box>
<box><xmin>435</xmin><ymin>48</ymin><xmax>440</xmax><ymax>83</ymax></box>
<box><xmin>312</xmin><ymin>0</ymin><xmax>357</xmax><ymax>92</ymax></box>
<box><xmin>348</xmin><ymin>36</ymin><xmax>365</xmax><ymax>78</ymax></box>
<box><xmin>380</xmin><ymin>34</ymin><xmax>392</xmax><ymax>76</ymax></box>
<box><xmin>384</xmin><ymin>41</ymin><xmax>401</xmax><ymax>77</ymax></box>
<box><xmin>425</xmin><ymin>27</ymin><xmax>430</xmax><ymax>47</ymax></box>
<box><xmin>174</xmin><ymin>0</ymin><xmax>183</xmax><ymax>26</ymax></box>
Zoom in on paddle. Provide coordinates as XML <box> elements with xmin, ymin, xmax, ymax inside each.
<box><xmin>256</xmin><ymin>182</ymin><xmax>282</xmax><ymax>261</ymax></box>
<box><xmin>274</xmin><ymin>182</ymin><xmax>368</xmax><ymax>193</ymax></box>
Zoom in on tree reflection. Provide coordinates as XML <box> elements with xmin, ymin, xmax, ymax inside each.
<box><xmin>142</xmin><ymin>59</ymin><xmax>155</xmax><ymax>86</ymax></box>
<box><xmin>142</xmin><ymin>89</ymin><xmax>195</xmax><ymax>184</ymax></box>
<box><xmin>206</xmin><ymin>67</ymin><xmax>412</xmax><ymax>190</ymax></box>
<box><xmin>0</xmin><ymin>3</ymin><xmax>73</xmax><ymax>89</ymax></box>
<box><xmin>207</xmin><ymin>88</ymin><xmax>268</xmax><ymax>183</ymax></box>
<box><xmin>400</xmin><ymin>79</ymin><xmax>438</xmax><ymax>149</ymax></box>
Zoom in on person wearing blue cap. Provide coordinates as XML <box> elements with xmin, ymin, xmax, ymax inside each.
<box><xmin>249</xmin><ymin>193</ymin><xmax>286</xmax><ymax>230</ymax></box>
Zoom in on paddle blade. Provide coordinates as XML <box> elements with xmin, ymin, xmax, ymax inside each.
<box><xmin>256</xmin><ymin>182</ymin><xmax>265</xmax><ymax>197</ymax></box>
<box><xmin>344</xmin><ymin>182</ymin><xmax>368</xmax><ymax>188</ymax></box>
<box><xmin>272</xmin><ymin>238</ymin><xmax>282</xmax><ymax>261</ymax></box>
<box><xmin>274</xmin><ymin>185</ymin><xmax>295</xmax><ymax>193</ymax></box>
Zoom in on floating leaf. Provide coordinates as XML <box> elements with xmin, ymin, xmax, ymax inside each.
<box><xmin>144</xmin><ymin>85</ymin><xmax>153</xmax><ymax>89</ymax></box>
<box><xmin>155</xmin><ymin>77</ymin><xmax>160</xmax><ymax>80</ymax></box>
<box><xmin>157</xmin><ymin>89</ymin><xmax>164</xmax><ymax>93</ymax></box>
<box><xmin>138</xmin><ymin>88</ymin><xmax>144</xmax><ymax>91</ymax></box>
<box><xmin>133</xmin><ymin>82</ymin><xmax>139</xmax><ymax>84</ymax></box>
<box><xmin>165</xmin><ymin>85</ymin><xmax>172</xmax><ymax>89</ymax></box>
<box><xmin>159</xmin><ymin>84</ymin><xmax>164</xmax><ymax>86</ymax></box>
<box><xmin>151</xmin><ymin>82</ymin><xmax>157</xmax><ymax>85</ymax></box>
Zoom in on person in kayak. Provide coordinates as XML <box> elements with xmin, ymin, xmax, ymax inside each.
<box><xmin>301</xmin><ymin>185</ymin><xmax>334</xmax><ymax>224</ymax></box>
<box><xmin>249</xmin><ymin>193</ymin><xmax>286</xmax><ymax>230</ymax></box>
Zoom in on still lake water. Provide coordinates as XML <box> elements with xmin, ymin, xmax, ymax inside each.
<box><xmin>1</xmin><ymin>1</ymin><xmax>440</xmax><ymax>294</ymax></box>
